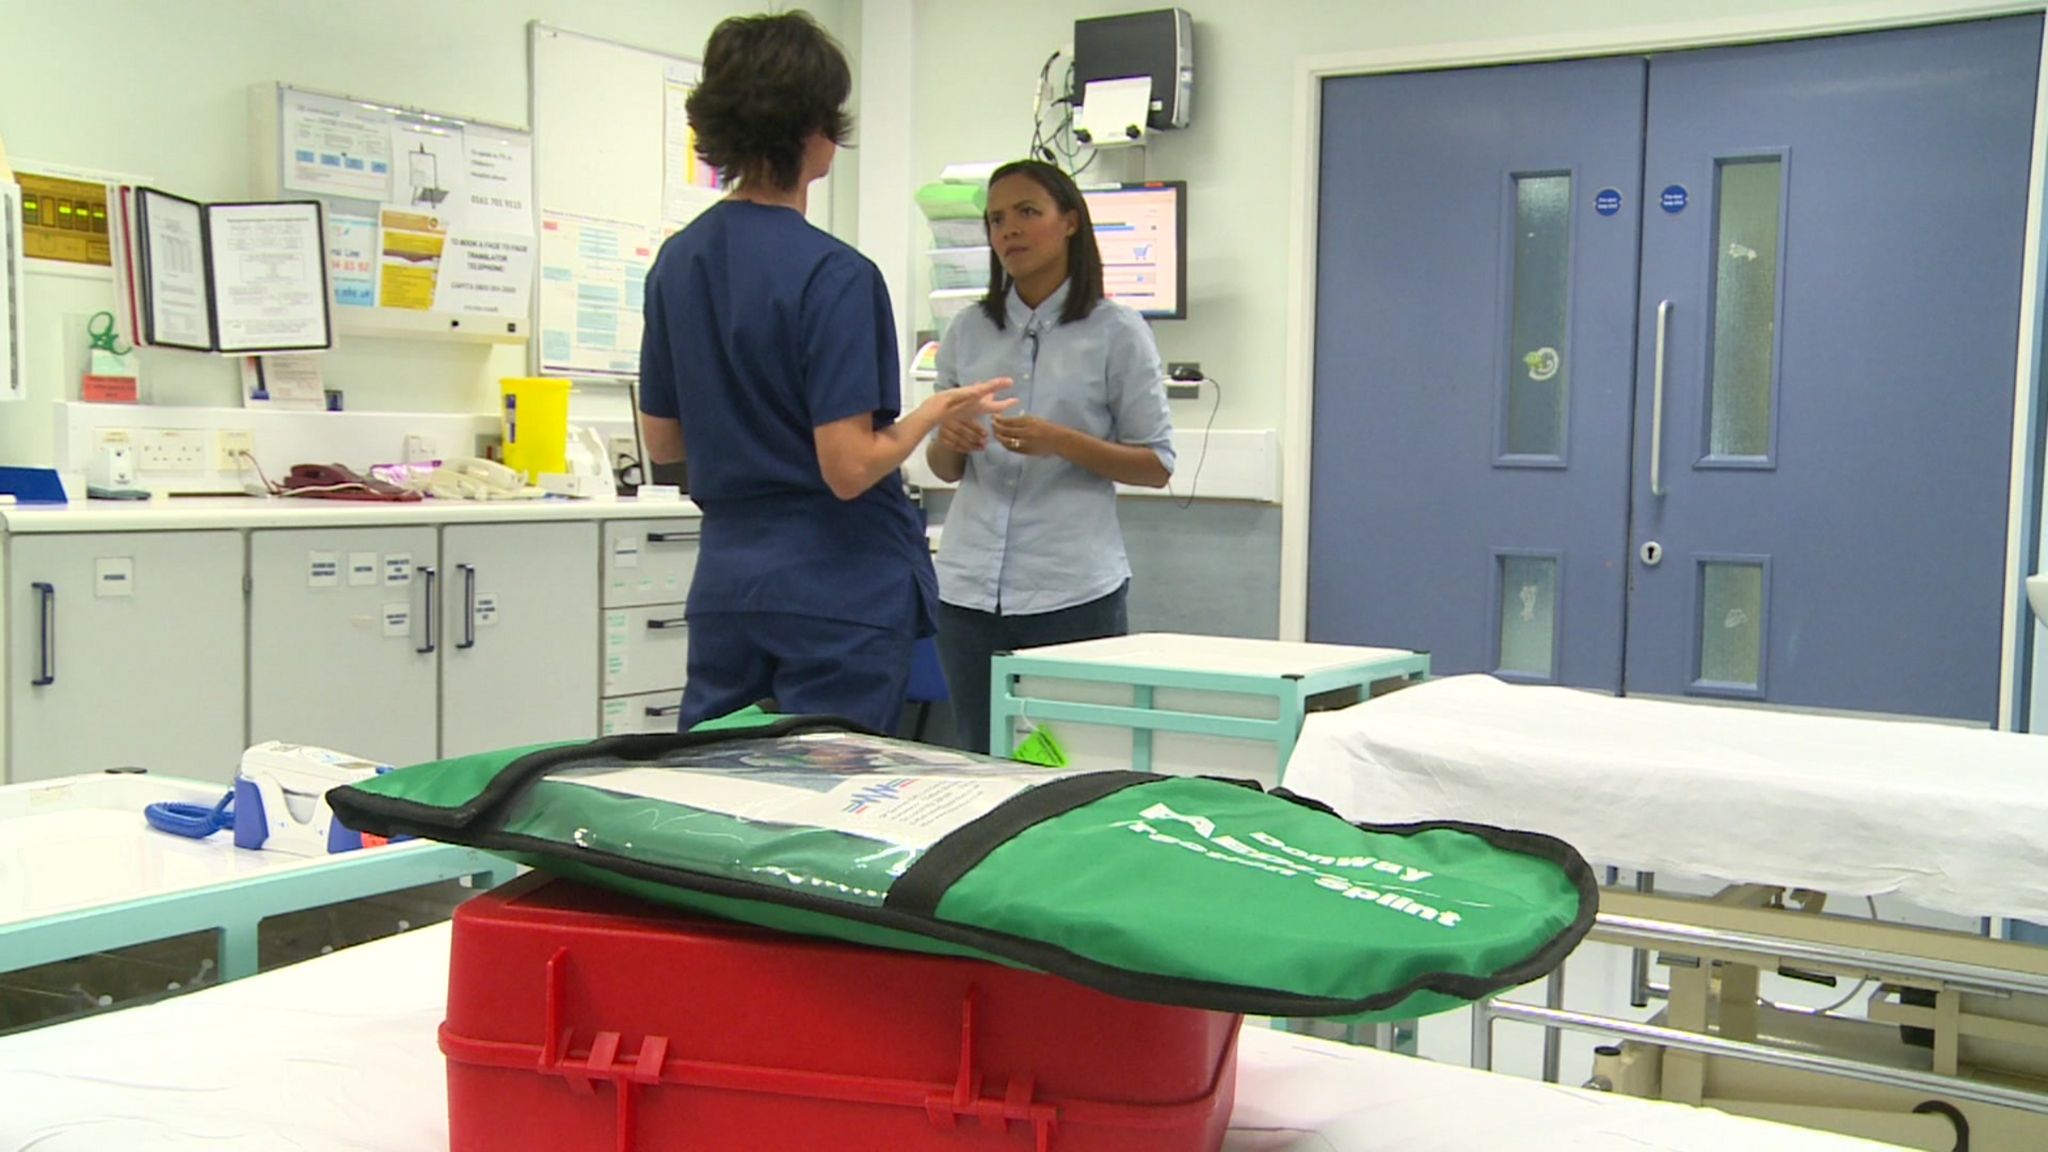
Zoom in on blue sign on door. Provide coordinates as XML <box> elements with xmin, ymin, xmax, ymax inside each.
<box><xmin>1660</xmin><ymin>184</ymin><xmax>1689</xmax><ymax>213</ymax></box>
<box><xmin>1594</xmin><ymin>188</ymin><xmax>1623</xmax><ymax>216</ymax></box>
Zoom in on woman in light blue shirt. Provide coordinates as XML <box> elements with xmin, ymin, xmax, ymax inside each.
<box><xmin>925</xmin><ymin>160</ymin><xmax>1175</xmax><ymax>753</ymax></box>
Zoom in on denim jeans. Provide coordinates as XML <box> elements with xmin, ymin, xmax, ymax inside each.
<box><xmin>935</xmin><ymin>582</ymin><xmax>1130</xmax><ymax>754</ymax></box>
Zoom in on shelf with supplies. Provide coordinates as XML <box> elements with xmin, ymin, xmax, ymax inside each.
<box><xmin>247</xmin><ymin>83</ymin><xmax>535</xmax><ymax>347</ymax></box>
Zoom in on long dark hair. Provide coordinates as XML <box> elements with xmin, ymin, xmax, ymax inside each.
<box><xmin>686</xmin><ymin>12</ymin><xmax>853</xmax><ymax>192</ymax></box>
<box><xmin>977</xmin><ymin>160</ymin><xmax>1104</xmax><ymax>330</ymax></box>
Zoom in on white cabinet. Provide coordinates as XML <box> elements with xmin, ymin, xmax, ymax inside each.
<box><xmin>248</xmin><ymin>526</ymin><xmax>440</xmax><ymax>766</ymax></box>
<box><xmin>600</xmin><ymin>519</ymin><xmax>696</xmax><ymax>731</ymax></box>
<box><xmin>5</xmin><ymin>532</ymin><xmax>247</xmax><ymax>784</ymax></box>
<box><xmin>440</xmin><ymin>522</ymin><xmax>599</xmax><ymax>757</ymax></box>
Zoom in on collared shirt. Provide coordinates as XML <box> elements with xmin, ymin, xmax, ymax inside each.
<box><xmin>934</xmin><ymin>281</ymin><xmax>1174</xmax><ymax>615</ymax></box>
<box><xmin>640</xmin><ymin>200</ymin><xmax>935</xmax><ymax>634</ymax></box>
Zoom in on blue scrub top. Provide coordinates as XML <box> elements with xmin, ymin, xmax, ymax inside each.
<box><xmin>639</xmin><ymin>200</ymin><xmax>935</xmax><ymax>635</ymax></box>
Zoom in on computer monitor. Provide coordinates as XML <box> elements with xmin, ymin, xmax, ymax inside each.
<box><xmin>1081</xmin><ymin>181</ymin><xmax>1186</xmax><ymax>320</ymax></box>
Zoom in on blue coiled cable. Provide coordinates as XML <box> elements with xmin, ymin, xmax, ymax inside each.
<box><xmin>144</xmin><ymin>789</ymin><xmax>235</xmax><ymax>839</ymax></box>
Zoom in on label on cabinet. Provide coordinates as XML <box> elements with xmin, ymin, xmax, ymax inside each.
<box><xmin>383</xmin><ymin>554</ymin><xmax>414</xmax><ymax>586</ymax></box>
<box><xmin>604</xmin><ymin>611</ymin><xmax>629</xmax><ymax>687</ymax></box>
<box><xmin>95</xmin><ymin>557</ymin><xmax>135</xmax><ymax>598</ymax></box>
<box><xmin>382</xmin><ymin>603</ymin><xmax>412</xmax><ymax>638</ymax></box>
<box><xmin>613</xmin><ymin>537</ymin><xmax>642</xmax><ymax>569</ymax></box>
<box><xmin>476</xmin><ymin>594</ymin><xmax>499</xmax><ymax>626</ymax></box>
<box><xmin>308</xmin><ymin>551</ymin><xmax>340</xmax><ymax>588</ymax></box>
<box><xmin>348</xmin><ymin>552</ymin><xmax>379</xmax><ymax>586</ymax></box>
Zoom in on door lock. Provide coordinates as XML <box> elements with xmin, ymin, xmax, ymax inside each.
<box><xmin>1639</xmin><ymin>541</ymin><xmax>1664</xmax><ymax>567</ymax></box>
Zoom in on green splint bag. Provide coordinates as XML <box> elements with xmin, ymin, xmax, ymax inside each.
<box><xmin>328</xmin><ymin>716</ymin><xmax>1596</xmax><ymax>1019</ymax></box>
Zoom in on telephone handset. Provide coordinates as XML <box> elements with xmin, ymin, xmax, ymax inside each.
<box><xmin>426</xmin><ymin>457</ymin><xmax>544</xmax><ymax>501</ymax></box>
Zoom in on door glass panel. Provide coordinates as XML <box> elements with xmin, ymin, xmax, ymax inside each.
<box><xmin>1503</xmin><ymin>174</ymin><xmax>1571</xmax><ymax>459</ymax></box>
<box><xmin>1698</xmin><ymin>561</ymin><xmax>1765</xmax><ymax>689</ymax></box>
<box><xmin>1706</xmin><ymin>158</ymin><xmax>1783</xmax><ymax>459</ymax></box>
<box><xmin>1497</xmin><ymin>553</ymin><xmax>1559</xmax><ymax>679</ymax></box>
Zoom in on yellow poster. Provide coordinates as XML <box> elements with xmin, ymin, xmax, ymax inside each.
<box><xmin>377</xmin><ymin>207</ymin><xmax>445</xmax><ymax>310</ymax></box>
<box><xmin>19</xmin><ymin>174</ymin><xmax>110</xmax><ymax>265</ymax></box>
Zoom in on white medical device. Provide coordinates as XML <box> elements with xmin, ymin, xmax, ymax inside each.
<box><xmin>233</xmin><ymin>741</ymin><xmax>391</xmax><ymax>856</ymax></box>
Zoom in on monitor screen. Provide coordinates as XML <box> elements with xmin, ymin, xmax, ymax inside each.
<box><xmin>1081</xmin><ymin>181</ymin><xmax>1185</xmax><ymax>320</ymax></box>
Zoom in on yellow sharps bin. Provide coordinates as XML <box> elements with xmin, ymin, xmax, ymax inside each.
<box><xmin>500</xmin><ymin>377</ymin><xmax>570</xmax><ymax>481</ymax></box>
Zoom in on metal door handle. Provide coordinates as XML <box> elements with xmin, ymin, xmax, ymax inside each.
<box><xmin>646</xmin><ymin>617</ymin><xmax>688</xmax><ymax>630</ymax></box>
<box><xmin>643</xmin><ymin>704</ymin><xmax>683</xmax><ymax>718</ymax></box>
<box><xmin>456</xmin><ymin>563</ymin><xmax>477</xmax><ymax>650</ymax></box>
<box><xmin>1651</xmin><ymin>300</ymin><xmax>1672</xmax><ymax>497</ymax></box>
<box><xmin>31</xmin><ymin>582</ymin><xmax>54</xmax><ymax>686</ymax></box>
<box><xmin>646</xmin><ymin>532</ymin><xmax>695</xmax><ymax>544</ymax></box>
<box><xmin>416</xmin><ymin>565</ymin><xmax>438</xmax><ymax>655</ymax></box>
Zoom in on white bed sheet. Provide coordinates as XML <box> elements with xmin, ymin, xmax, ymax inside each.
<box><xmin>0</xmin><ymin>920</ymin><xmax>1899</xmax><ymax>1151</ymax></box>
<box><xmin>1286</xmin><ymin>675</ymin><xmax>2048</xmax><ymax>921</ymax></box>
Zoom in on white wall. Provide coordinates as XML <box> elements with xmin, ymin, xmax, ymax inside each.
<box><xmin>0</xmin><ymin>0</ymin><xmax>853</xmax><ymax>467</ymax></box>
<box><xmin>910</xmin><ymin>0</ymin><xmax>2039</xmax><ymax>434</ymax></box>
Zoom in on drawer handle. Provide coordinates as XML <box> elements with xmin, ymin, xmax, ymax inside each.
<box><xmin>646</xmin><ymin>617</ymin><xmax>688</xmax><ymax>630</ymax></box>
<box><xmin>643</xmin><ymin>704</ymin><xmax>683</xmax><ymax>718</ymax></box>
<box><xmin>31</xmin><ymin>582</ymin><xmax>54</xmax><ymax>687</ymax></box>
<box><xmin>646</xmin><ymin>531</ymin><xmax>695</xmax><ymax>544</ymax></box>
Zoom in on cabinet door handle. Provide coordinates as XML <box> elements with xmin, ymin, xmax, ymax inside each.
<box><xmin>31</xmin><ymin>582</ymin><xmax>54</xmax><ymax>687</ymax></box>
<box><xmin>644</xmin><ymin>703</ymin><xmax>683</xmax><ymax>718</ymax></box>
<box><xmin>416</xmin><ymin>565</ymin><xmax>438</xmax><ymax>655</ymax></box>
<box><xmin>646</xmin><ymin>531</ymin><xmax>696</xmax><ymax>544</ymax></box>
<box><xmin>646</xmin><ymin>616</ymin><xmax>688</xmax><ymax>630</ymax></box>
<box><xmin>1651</xmin><ymin>299</ymin><xmax>1672</xmax><ymax>498</ymax></box>
<box><xmin>456</xmin><ymin>563</ymin><xmax>478</xmax><ymax>650</ymax></box>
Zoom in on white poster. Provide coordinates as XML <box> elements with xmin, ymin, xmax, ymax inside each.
<box><xmin>462</xmin><ymin>131</ymin><xmax>535</xmax><ymax>235</ymax></box>
<box><xmin>282</xmin><ymin>89</ymin><xmax>394</xmax><ymax>202</ymax></box>
<box><xmin>661</xmin><ymin>67</ymin><xmax>722</xmax><ymax>234</ymax></box>
<box><xmin>391</xmin><ymin>121</ymin><xmax>466</xmax><ymax>219</ymax></box>
<box><xmin>431</xmin><ymin>232</ymin><xmax>534</xmax><ymax>319</ymax></box>
<box><xmin>537</xmin><ymin>211</ymin><xmax>658</xmax><ymax>377</ymax></box>
<box><xmin>327</xmin><ymin>212</ymin><xmax>376</xmax><ymax>307</ymax></box>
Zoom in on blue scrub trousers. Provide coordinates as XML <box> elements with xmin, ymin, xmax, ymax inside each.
<box><xmin>675</xmin><ymin>610</ymin><xmax>915</xmax><ymax>735</ymax></box>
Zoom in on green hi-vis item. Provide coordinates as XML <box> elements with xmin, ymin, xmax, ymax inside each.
<box><xmin>328</xmin><ymin>717</ymin><xmax>1597</xmax><ymax>1019</ymax></box>
<box><xmin>915</xmin><ymin>181</ymin><xmax>987</xmax><ymax>220</ymax></box>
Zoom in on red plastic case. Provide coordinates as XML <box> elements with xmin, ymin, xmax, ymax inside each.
<box><xmin>442</xmin><ymin>874</ymin><xmax>1241</xmax><ymax>1152</ymax></box>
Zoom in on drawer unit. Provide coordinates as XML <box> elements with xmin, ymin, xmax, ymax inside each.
<box><xmin>602</xmin><ymin>604</ymin><xmax>691</xmax><ymax>698</ymax></box>
<box><xmin>602</xmin><ymin>520</ymin><xmax>698</xmax><ymax>609</ymax></box>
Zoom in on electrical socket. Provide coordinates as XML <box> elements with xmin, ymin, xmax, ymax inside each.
<box><xmin>216</xmin><ymin>429</ymin><xmax>256</xmax><ymax>473</ymax></box>
<box><xmin>607</xmin><ymin>434</ymin><xmax>638</xmax><ymax>466</ymax></box>
<box><xmin>1166</xmin><ymin>380</ymin><xmax>1202</xmax><ymax>401</ymax></box>
<box><xmin>136</xmin><ymin>428</ymin><xmax>207</xmax><ymax>473</ymax></box>
<box><xmin>404</xmin><ymin>433</ymin><xmax>439</xmax><ymax>464</ymax></box>
<box><xmin>94</xmin><ymin>428</ymin><xmax>135</xmax><ymax>453</ymax></box>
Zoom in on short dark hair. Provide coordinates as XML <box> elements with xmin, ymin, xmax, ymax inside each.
<box><xmin>686</xmin><ymin>11</ymin><xmax>852</xmax><ymax>192</ymax></box>
<box><xmin>978</xmin><ymin>160</ymin><xmax>1105</xmax><ymax>330</ymax></box>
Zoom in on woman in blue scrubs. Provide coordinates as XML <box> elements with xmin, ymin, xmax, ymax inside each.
<box><xmin>924</xmin><ymin>161</ymin><xmax>1176</xmax><ymax>752</ymax></box>
<box><xmin>638</xmin><ymin>12</ymin><xmax>1013</xmax><ymax>734</ymax></box>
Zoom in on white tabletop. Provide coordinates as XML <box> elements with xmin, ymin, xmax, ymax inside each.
<box><xmin>0</xmin><ymin>919</ymin><xmax>1900</xmax><ymax>1151</ymax></box>
<box><xmin>0</xmin><ymin>494</ymin><xmax>701</xmax><ymax>534</ymax></box>
<box><xmin>1011</xmin><ymin>632</ymin><xmax>1417</xmax><ymax>679</ymax></box>
<box><xmin>0</xmin><ymin>773</ymin><xmax>450</xmax><ymax>928</ymax></box>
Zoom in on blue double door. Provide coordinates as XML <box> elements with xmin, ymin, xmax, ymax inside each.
<box><xmin>1309</xmin><ymin>17</ymin><xmax>2041</xmax><ymax>722</ymax></box>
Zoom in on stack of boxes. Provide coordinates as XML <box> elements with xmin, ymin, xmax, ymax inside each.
<box><xmin>915</xmin><ymin>175</ymin><xmax>990</xmax><ymax>338</ymax></box>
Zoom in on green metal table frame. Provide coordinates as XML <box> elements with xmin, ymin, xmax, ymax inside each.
<box><xmin>6</xmin><ymin>842</ymin><xmax>518</xmax><ymax>982</ymax></box>
<box><xmin>989</xmin><ymin>647</ymin><xmax>1431</xmax><ymax>781</ymax></box>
